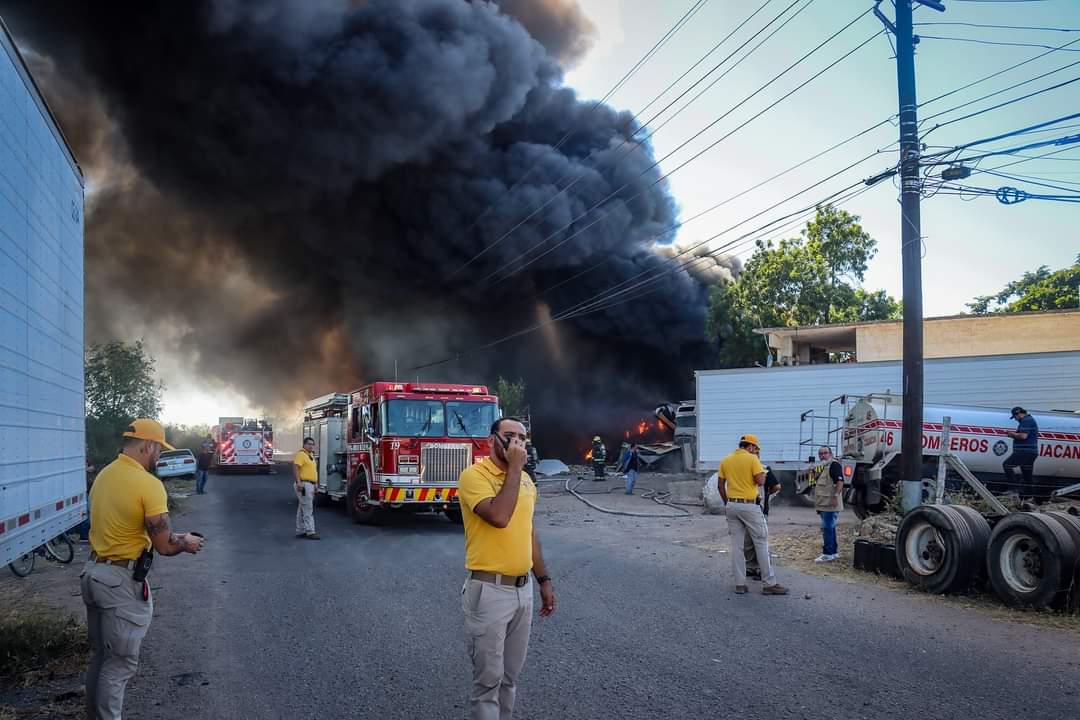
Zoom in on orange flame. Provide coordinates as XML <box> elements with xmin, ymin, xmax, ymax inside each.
<box><xmin>585</xmin><ymin>449</ymin><xmax>593</xmax><ymax>461</ymax></box>
<box><xmin>637</xmin><ymin>421</ymin><xmax>648</xmax><ymax>436</ymax></box>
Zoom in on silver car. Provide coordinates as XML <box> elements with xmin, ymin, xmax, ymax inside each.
<box><xmin>155</xmin><ymin>449</ymin><xmax>197</xmax><ymax>480</ymax></box>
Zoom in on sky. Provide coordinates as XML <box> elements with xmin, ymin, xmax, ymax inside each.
<box><xmin>563</xmin><ymin>0</ymin><xmax>1079</xmax><ymax>313</ymax></box>
<box><xmin>162</xmin><ymin>0</ymin><xmax>1080</xmax><ymax>425</ymax></box>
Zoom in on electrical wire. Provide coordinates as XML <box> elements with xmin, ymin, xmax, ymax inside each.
<box><xmin>448</xmin><ymin>0</ymin><xmax>710</xmax><ymax>277</ymax></box>
<box><xmin>914</xmin><ymin>22</ymin><xmax>1080</xmax><ymax>33</ymax></box>
<box><xmin>479</xmin><ymin>14</ymin><xmax>880</xmax><ymax>288</ymax></box>
<box><xmin>918</xmin><ymin>36</ymin><xmax>1080</xmax><ymax>53</ymax></box>
<box><xmin>455</xmin><ymin>0</ymin><xmax>815</xmax><ymax>283</ymax></box>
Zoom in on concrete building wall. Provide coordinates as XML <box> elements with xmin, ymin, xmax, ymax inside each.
<box><xmin>855</xmin><ymin>312</ymin><xmax>1080</xmax><ymax>362</ymax></box>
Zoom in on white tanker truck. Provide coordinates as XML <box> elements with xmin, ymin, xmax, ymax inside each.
<box><xmin>797</xmin><ymin>394</ymin><xmax>1080</xmax><ymax>518</ymax></box>
<box><xmin>799</xmin><ymin>394</ymin><xmax>1080</xmax><ymax>610</ymax></box>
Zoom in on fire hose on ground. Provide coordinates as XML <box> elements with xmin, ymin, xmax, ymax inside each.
<box><xmin>563</xmin><ymin>476</ymin><xmax>693</xmax><ymax>518</ymax></box>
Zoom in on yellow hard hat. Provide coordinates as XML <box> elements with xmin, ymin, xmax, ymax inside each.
<box><xmin>740</xmin><ymin>433</ymin><xmax>761</xmax><ymax>449</ymax></box>
<box><xmin>123</xmin><ymin>418</ymin><xmax>175</xmax><ymax>451</ymax></box>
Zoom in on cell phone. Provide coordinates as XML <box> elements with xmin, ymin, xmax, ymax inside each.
<box><xmin>132</xmin><ymin>549</ymin><xmax>154</xmax><ymax>583</ymax></box>
<box><xmin>497</xmin><ymin>433</ymin><xmax>511</xmax><ymax>451</ymax></box>
<box><xmin>301</xmin><ymin>485</ymin><xmax>307</xmax><ymax>497</ymax></box>
<box><xmin>190</xmin><ymin>532</ymin><xmax>204</xmax><ymax>539</ymax></box>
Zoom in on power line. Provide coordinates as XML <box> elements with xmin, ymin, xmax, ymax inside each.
<box><xmin>919</xmin><ymin>36</ymin><xmax>1080</xmax><ymax>107</ymax></box>
<box><xmin>447</xmin><ymin>0</ymin><xmax>710</xmax><ymax>277</ymax></box>
<box><xmin>480</xmin><ymin>13</ymin><xmax>880</xmax><ymax>288</ymax></box>
<box><xmin>447</xmin><ymin>0</ymin><xmax>794</xmax><ymax>278</ymax></box>
<box><xmin>922</xmin><ymin>73</ymin><xmax>1080</xmax><ymax>138</ymax></box>
<box><xmin>408</xmin><ymin>174</ymin><xmax>885</xmax><ymax>372</ymax></box>
<box><xmin>914</xmin><ymin>22</ymin><xmax>1080</xmax><ymax>33</ymax></box>
<box><xmin>918</xmin><ymin>35</ymin><xmax>1080</xmax><ymax>52</ymax></box>
<box><xmin>542</xmin><ymin>30</ymin><xmax>1080</xmax><ymax>304</ymax></box>
<box><xmin>920</xmin><ymin>57</ymin><xmax>1080</xmax><ymax>126</ymax></box>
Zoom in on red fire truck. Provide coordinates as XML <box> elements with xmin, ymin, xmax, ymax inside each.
<box><xmin>212</xmin><ymin>417</ymin><xmax>274</xmax><ymax>473</ymax></box>
<box><xmin>302</xmin><ymin>382</ymin><xmax>500</xmax><ymax>524</ymax></box>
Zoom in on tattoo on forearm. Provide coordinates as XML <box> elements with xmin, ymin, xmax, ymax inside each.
<box><xmin>145</xmin><ymin>514</ymin><xmax>182</xmax><ymax>548</ymax></box>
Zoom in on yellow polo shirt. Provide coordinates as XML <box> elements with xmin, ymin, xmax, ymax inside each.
<box><xmin>719</xmin><ymin>448</ymin><xmax>765</xmax><ymax>501</ymax></box>
<box><xmin>294</xmin><ymin>450</ymin><xmax>317</xmax><ymax>482</ymax></box>
<box><xmin>89</xmin><ymin>453</ymin><xmax>169</xmax><ymax>560</ymax></box>
<box><xmin>458</xmin><ymin>458</ymin><xmax>536</xmax><ymax>576</ymax></box>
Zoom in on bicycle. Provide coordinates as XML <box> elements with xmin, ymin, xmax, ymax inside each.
<box><xmin>7</xmin><ymin>532</ymin><xmax>76</xmax><ymax>578</ymax></box>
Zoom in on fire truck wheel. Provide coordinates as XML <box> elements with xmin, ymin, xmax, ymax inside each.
<box><xmin>347</xmin><ymin>472</ymin><xmax>381</xmax><ymax>525</ymax></box>
<box><xmin>987</xmin><ymin>512</ymin><xmax>1077</xmax><ymax>609</ymax></box>
<box><xmin>444</xmin><ymin>508</ymin><xmax>463</xmax><ymax>525</ymax></box>
<box><xmin>794</xmin><ymin>491</ymin><xmax>815</xmax><ymax>509</ymax></box>
<box><xmin>896</xmin><ymin>505</ymin><xmax>986</xmax><ymax>595</ymax></box>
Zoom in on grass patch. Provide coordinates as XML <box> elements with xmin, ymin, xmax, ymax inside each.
<box><xmin>0</xmin><ymin>609</ymin><xmax>87</xmax><ymax>684</ymax></box>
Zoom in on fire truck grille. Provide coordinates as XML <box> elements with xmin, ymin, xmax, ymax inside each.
<box><xmin>421</xmin><ymin>444</ymin><xmax>472</xmax><ymax>485</ymax></box>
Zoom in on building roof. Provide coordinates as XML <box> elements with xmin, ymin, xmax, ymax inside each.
<box><xmin>754</xmin><ymin>308</ymin><xmax>1080</xmax><ymax>338</ymax></box>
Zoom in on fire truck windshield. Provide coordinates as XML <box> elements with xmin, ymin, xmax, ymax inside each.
<box><xmin>385</xmin><ymin>400</ymin><xmax>445</xmax><ymax>437</ymax></box>
<box><xmin>446</xmin><ymin>401</ymin><xmax>498</xmax><ymax>438</ymax></box>
<box><xmin>384</xmin><ymin>399</ymin><xmax>497</xmax><ymax>438</ymax></box>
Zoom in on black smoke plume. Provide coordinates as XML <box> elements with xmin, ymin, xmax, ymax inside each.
<box><xmin>2</xmin><ymin>0</ymin><xmax>729</xmax><ymax>456</ymax></box>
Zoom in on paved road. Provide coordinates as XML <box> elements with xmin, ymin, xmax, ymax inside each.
<box><xmin>124</xmin><ymin>473</ymin><xmax>1080</xmax><ymax>720</ymax></box>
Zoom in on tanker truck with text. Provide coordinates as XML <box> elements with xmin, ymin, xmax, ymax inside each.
<box><xmin>801</xmin><ymin>394</ymin><xmax>1080</xmax><ymax>518</ymax></box>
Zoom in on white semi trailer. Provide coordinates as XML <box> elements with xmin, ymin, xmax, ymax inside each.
<box><xmin>0</xmin><ymin>17</ymin><xmax>86</xmax><ymax>570</ymax></box>
<box><xmin>696</xmin><ymin>352</ymin><xmax>1080</xmax><ymax>506</ymax></box>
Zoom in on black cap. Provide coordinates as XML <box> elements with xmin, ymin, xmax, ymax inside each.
<box><xmin>1010</xmin><ymin>406</ymin><xmax>1025</xmax><ymax>419</ymax></box>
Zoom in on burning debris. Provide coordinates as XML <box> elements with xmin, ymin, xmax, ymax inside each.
<box><xmin>1</xmin><ymin>0</ymin><xmax>736</xmax><ymax>457</ymax></box>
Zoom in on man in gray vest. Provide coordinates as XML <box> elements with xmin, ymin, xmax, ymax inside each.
<box><xmin>812</xmin><ymin>446</ymin><xmax>845</xmax><ymax>562</ymax></box>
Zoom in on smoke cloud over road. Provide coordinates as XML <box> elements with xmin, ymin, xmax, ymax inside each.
<box><xmin>3</xmin><ymin>0</ymin><xmax>735</xmax><ymax>453</ymax></box>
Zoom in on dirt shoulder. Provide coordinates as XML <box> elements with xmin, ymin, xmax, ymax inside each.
<box><xmin>538</xmin><ymin>470</ymin><xmax>1080</xmax><ymax>634</ymax></box>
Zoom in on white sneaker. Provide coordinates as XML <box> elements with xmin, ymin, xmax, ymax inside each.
<box><xmin>814</xmin><ymin>554</ymin><xmax>839</xmax><ymax>563</ymax></box>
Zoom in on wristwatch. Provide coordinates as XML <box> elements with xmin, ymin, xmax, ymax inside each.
<box><xmin>534</xmin><ymin>574</ymin><xmax>552</xmax><ymax>586</ymax></box>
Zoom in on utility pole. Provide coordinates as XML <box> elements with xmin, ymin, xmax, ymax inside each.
<box><xmin>879</xmin><ymin>0</ymin><xmax>944</xmax><ymax>511</ymax></box>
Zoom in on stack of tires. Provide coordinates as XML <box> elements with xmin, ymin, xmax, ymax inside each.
<box><xmin>896</xmin><ymin>506</ymin><xmax>1080</xmax><ymax>611</ymax></box>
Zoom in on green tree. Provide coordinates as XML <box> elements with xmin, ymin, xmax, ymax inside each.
<box><xmin>706</xmin><ymin>205</ymin><xmax>900</xmax><ymax>367</ymax></box>
<box><xmin>495</xmin><ymin>377</ymin><xmax>527</xmax><ymax>419</ymax></box>
<box><xmin>85</xmin><ymin>340</ymin><xmax>165</xmax><ymax>468</ymax></box>
<box><xmin>967</xmin><ymin>257</ymin><xmax>1080</xmax><ymax>314</ymax></box>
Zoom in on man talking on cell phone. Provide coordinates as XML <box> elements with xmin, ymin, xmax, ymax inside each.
<box><xmin>457</xmin><ymin>417</ymin><xmax>557</xmax><ymax>720</ymax></box>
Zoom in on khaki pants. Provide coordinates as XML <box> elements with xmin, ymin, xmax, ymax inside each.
<box><xmin>727</xmin><ymin>502</ymin><xmax>776</xmax><ymax>586</ymax></box>
<box><xmin>296</xmin><ymin>482</ymin><xmax>315</xmax><ymax>535</ymax></box>
<box><xmin>462</xmin><ymin>577</ymin><xmax>533</xmax><ymax>720</ymax></box>
<box><xmin>81</xmin><ymin>561</ymin><xmax>153</xmax><ymax>720</ymax></box>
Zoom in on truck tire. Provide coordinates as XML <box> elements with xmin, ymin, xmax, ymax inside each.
<box><xmin>444</xmin><ymin>508</ymin><xmax>463</xmax><ymax>525</ymax></box>
<box><xmin>987</xmin><ymin>512</ymin><xmax>1077</xmax><ymax>609</ymax></box>
<box><xmin>1044</xmin><ymin>512</ymin><xmax>1080</xmax><ymax>611</ymax></box>
<box><xmin>347</xmin><ymin>470</ymin><xmax>381</xmax><ymax>525</ymax></box>
<box><xmin>794</xmin><ymin>491</ymin><xmax>816</xmax><ymax>508</ymax></box>
<box><xmin>896</xmin><ymin>505</ymin><xmax>986</xmax><ymax>594</ymax></box>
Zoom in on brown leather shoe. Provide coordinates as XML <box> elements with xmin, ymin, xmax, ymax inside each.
<box><xmin>762</xmin><ymin>583</ymin><xmax>789</xmax><ymax>595</ymax></box>
<box><xmin>734</xmin><ymin>585</ymin><xmax>748</xmax><ymax>594</ymax></box>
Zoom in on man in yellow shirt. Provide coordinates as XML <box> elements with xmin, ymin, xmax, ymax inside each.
<box><xmin>718</xmin><ymin>434</ymin><xmax>788</xmax><ymax>596</ymax></box>
<box><xmin>458</xmin><ymin>418</ymin><xmax>557</xmax><ymax>720</ymax></box>
<box><xmin>83</xmin><ymin>418</ymin><xmax>205</xmax><ymax>719</ymax></box>
<box><xmin>293</xmin><ymin>437</ymin><xmax>319</xmax><ymax>539</ymax></box>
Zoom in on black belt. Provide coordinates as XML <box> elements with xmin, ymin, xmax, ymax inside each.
<box><xmin>89</xmin><ymin>552</ymin><xmax>136</xmax><ymax>569</ymax></box>
<box><xmin>729</xmin><ymin>497</ymin><xmax>759</xmax><ymax>504</ymax></box>
<box><xmin>469</xmin><ymin>571</ymin><xmax>529</xmax><ymax>587</ymax></box>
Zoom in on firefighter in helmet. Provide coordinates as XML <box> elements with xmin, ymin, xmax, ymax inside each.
<box><xmin>591</xmin><ymin>436</ymin><xmax>607</xmax><ymax>481</ymax></box>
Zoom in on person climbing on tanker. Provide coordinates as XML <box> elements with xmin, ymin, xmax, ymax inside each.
<box><xmin>811</xmin><ymin>446</ymin><xmax>845</xmax><ymax>563</ymax></box>
<box><xmin>1003</xmin><ymin>406</ymin><xmax>1039</xmax><ymax>497</ymax></box>
<box><xmin>591</xmin><ymin>436</ymin><xmax>606</xmax><ymax>481</ymax></box>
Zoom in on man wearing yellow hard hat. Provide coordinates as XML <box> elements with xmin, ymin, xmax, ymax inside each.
<box><xmin>82</xmin><ymin>419</ymin><xmax>206</xmax><ymax>718</ymax></box>
<box><xmin>718</xmin><ymin>434</ymin><xmax>788</xmax><ymax>596</ymax></box>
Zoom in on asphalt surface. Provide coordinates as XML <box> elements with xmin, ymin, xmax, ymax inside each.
<box><xmin>124</xmin><ymin>472</ymin><xmax>1080</xmax><ymax>720</ymax></box>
